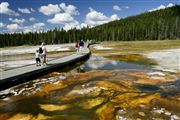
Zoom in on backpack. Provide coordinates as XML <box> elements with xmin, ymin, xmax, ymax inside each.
<box><xmin>39</xmin><ymin>47</ymin><xmax>43</xmax><ymax>54</ymax></box>
<box><xmin>79</xmin><ymin>41</ymin><xmax>84</xmax><ymax>46</ymax></box>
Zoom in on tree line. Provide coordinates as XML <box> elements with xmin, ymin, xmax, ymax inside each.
<box><xmin>0</xmin><ymin>5</ymin><xmax>179</xmax><ymax>47</ymax></box>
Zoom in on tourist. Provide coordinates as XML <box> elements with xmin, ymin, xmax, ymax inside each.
<box><xmin>79</xmin><ymin>39</ymin><xmax>84</xmax><ymax>47</ymax></box>
<box><xmin>35</xmin><ymin>50</ymin><xmax>41</xmax><ymax>66</ymax></box>
<box><xmin>79</xmin><ymin>40</ymin><xmax>84</xmax><ymax>52</ymax></box>
<box><xmin>40</xmin><ymin>42</ymin><xmax>47</xmax><ymax>66</ymax></box>
<box><xmin>75</xmin><ymin>40</ymin><xmax>80</xmax><ymax>53</ymax></box>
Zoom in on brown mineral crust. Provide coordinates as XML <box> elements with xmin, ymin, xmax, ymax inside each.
<box><xmin>95</xmin><ymin>103</ymin><xmax>116</xmax><ymax>120</ymax></box>
<box><xmin>151</xmin><ymin>97</ymin><xmax>180</xmax><ymax>114</ymax></box>
<box><xmin>0</xmin><ymin>113</ymin><xmax>9</xmax><ymax>120</ymax></box>
<box><xmin>113</xmin><ymin>93</ymin><xmax>160</xmax><ymax>108</ymax></box>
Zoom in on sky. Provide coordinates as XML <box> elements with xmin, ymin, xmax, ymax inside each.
<box><xmin>0</xmin><ymin>0</ymin><xmax>180</xmax><ymax>33</ymax></box>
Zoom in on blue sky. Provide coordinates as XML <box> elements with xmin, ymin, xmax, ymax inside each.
<box><xmin>0</xmin><ymin>0</ymin><xmax>180</xmax><ymax>33</ymax></box>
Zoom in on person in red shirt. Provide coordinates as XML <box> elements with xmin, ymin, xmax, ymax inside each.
<box><xmin>75</xmin><ymin>40</ymin><xmax>80</xmax><ymax>53</ymax></box>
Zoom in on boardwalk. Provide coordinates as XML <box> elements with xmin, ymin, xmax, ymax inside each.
<box><xmin>0</xmin><ymin>44</ymin><xmax>91</xmax><ymax>90</ymax></box>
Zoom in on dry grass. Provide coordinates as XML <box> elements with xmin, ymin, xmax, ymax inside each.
<box><xmin>100</xmin><ymin>40</ymin><xmax>180</xmax><ymax>53</ymax></box>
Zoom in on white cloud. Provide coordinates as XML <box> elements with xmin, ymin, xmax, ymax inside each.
<box><xmin>18</xmin><ymin>8</ymin><xmax>31</xmax><ymax>14</ymax></box>
<box><xmin>48</xmin><ymin>12</ymin><xmax>81</xmax><ymax>31</ymax></box>
<box><xmin>47</xmin><ymin>13</ymin><xmax>76</xmax><ymax>24</ymax></box>
<box><xmin>113</xmin><ymin>5</ymin><xmax>129</xmax><ymax>11</ymax></box>
<box><xmin>149</xmin><ymin>3</ymin><xmax>175</xmax><ymax>12</ymax></box>
<box><xmin>64</xmin><ymin>23</ymin><xmax>87</xmax><ymax>31</ymax></box>
<box><xmin>167</xmin><ymin>3</ymin><xmax>174</xmax><ymax>7</ymax></box>
<box><xmin>0</xmin><ymin>22</ymin><xmax>5</xmax><ymax>28</ymax></box>
<box><xmin>80</xmin><ymin>23</ymin><xmax>88</xmax><ymax>28</ymax></box>
<box><xmin>59</xmin><ymin>3</ymin><xmax>79</xmax><ymax>15</ymax></box>
<box><xmin>33</xmin><ymin>22</ymin><xmax>45</xmax><ymax>30</ymax></box>
<box><xmin>47</xmin><ymin>12</ymin><xmax>83</xmax><ymax>30</ymax></box>
<box><xmin>30</xmin><ymin>8</ymin><xmax>35</xmax><ymax>12</ymax></box>
<box><xmin>22</xmin><ymin>26</ymin><xmax>32</xmax><ymax>33</ymax></box>
<box><xmin>9</xmin><ymin>18</ymin><xmax>25</xmax><ymax>24</ymax></box>
<box><xmin>85</xmin><ymin>8</ymin><xmax>119</xmax><ymax>27</ymax></box>
<box><xmin>124</xmin><ymin>6</ymin><xmax>129</xmax><ymax>9</ymax></box>
<box><xmin>7</xmin><ymin>24</ymin><xmax>21</xmax><ymax>31</ymax></box>
<box><xmin>39</xmin><ymin>4</ymin><xmax>60</xmax><ymax>15</ymax></box>
<box><xmin>22</xmin><ymin>22</ymin><xmax>45</xmax><ymax>33</ymax></box>
<box><xmin>63</xmin><ymin>21</ymin><xmax>79</xmax><ymax>30</ymax></box>
<box><xmin>39</xmin><ymin>3</ymin><xmax>79</xmax><ymax>16</ymax></box>
<box><xmin>0</xmin><ymin>2</ymin><xmax>19</xmax><ymax>16</ymax></box>
<box><xmin>6</xmin><ymin>22</ymin><xmax>45</xmax><ymax>33</ymax></box>
<box><xmin>63</xmin><ymin>22</ymin><xmax>89</xmax><ymax>31</ymax></box>
<box><xmin>87</xmin><ymin>8</ymin><xmax>109</xmax><ymax>21</ymax></box>
<box><xmin>29</xmin><ymin>17</ymin><xmax>36</xmax><ymax>22</ymax></box>
<box><xmin>39</xmin><ymin>3</ymin><xmax>80</xmax><ymax>30</ymax></box>
<box><xmin>48</xmin><ymin>3</ymin><xmax>80</xmax><ymax>30</ymax></box>
<box><xmin>113</xmin><ymin>5</ymin><xmax>121</xmax><ymax>11</ymax></box>
<box><xmin>73</xmin><ymin>23</ymin><xmax>88</xmax><ymax>30</ymax></box>
<box><xmin>110</xmin><ymin>14</ymin><xmax>119</xmax><ymax>21</ymax></box>
<box><xmin>149</xmin><ymin>5</ymin><xmax>166</xmax><ymax>12</ymax></box>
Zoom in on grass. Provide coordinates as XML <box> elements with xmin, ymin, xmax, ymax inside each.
<box><xmin>99</xmin><ymin>40</ymin><xmax>180</xmax><ymax>53</ymax></box>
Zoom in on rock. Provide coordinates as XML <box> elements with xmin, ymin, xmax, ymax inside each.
<box><xmin>117</xmin><ymin>109</ymin><xmax>126</xmax><ymax>115</ymax></box>
<box><xmin>147</xmin><ymin>72</ymin><xmax>165</xmax><ymax>76</ymax></box>
<box><xmin>153</xmin><ymin>108</ymin><xmax>164</xmax><ymax>114</ymax></box>
<box><xmin>138</xmin><ymin>112</ymin><xmax>145</xmax><ymax>117</ymax></box>
<box><xmin>165</xmin><ymin>111</ymin><xmax>171</xmax><ymax>116</ymax></box>
<box><xmin>171</xmin><ymin>115</ymin><xmax>180</xmax><ymax>120</ymax></box>
<box><xmin>58</xmin><ymin>75</ymin><xmax>66</xmax><ymax>80</ymax></box>
<box><xmin>81</xmin><ymin>84</ymin><xmax>85</xmax><ymax>88</ymax></box>
<box><xmin>67</xmin><ymin>87</ymin><xmax>99</xmax><ymax>95</ymax></box>
<box><xmin>139</xmin><ymin>104</ymin><xmax>146</xmax><ymax>108</ymax></box>
<box><xmin>117</xmin><ymin>116</ymin><xmax>127</xmax><ymax>120</ymax></box>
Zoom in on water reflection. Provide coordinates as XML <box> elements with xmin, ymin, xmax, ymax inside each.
<box><xmin>160</xmin><ymin>78</ymin><xmax>180</xmax><ymax>96</ymax></box>
<box><xmin>79</xmin><ymin>56</ymin><xmax>151</xmax><ymax>71</ymax></box>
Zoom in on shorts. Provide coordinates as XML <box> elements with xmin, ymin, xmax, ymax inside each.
<box><xmin>42</xmin><ymin>54</ymin><xmax>46</xmax><ymax>63</ymax></box>
<box><xmin>36</xmin><ymin>58</ymin><xmax>40</xmax><ymax>63</ymax></box>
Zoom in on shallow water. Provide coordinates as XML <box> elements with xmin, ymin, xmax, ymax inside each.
<box><xmin>71</xmin><ymin>55</ymin><xmax>151</xmax><ymax>72</ymax></box>
<box><xmin>0</xmin><ymin>55</ymin><xmax>179</xmax><ymax>120</ymax></box>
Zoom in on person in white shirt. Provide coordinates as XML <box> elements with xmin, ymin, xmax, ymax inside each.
<box><xmin>35</xmin><ymin>50</ymin><xmax>41</xmax><ymax>66</ymax></box>
<box><xmin>40</xmin><ymin>42</ymin><xmax>47</xmax><ymax>66</ymax></box>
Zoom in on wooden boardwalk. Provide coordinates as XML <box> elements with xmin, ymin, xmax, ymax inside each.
<box><xmin>0</xmin><ymin>44</ymin><xmax>91</xmax><ymax>90</ymax></box>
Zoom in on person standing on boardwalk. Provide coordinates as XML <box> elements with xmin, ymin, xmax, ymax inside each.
<box><xmin>75</xmin><ymin>40</ymin><xmax>80</xmax><ymax>53</ymax></box>
<box><xmin>79</xmin><ymin>40</ymin><xmax>84</xmax><ymax>52</ymax></box>
<box><xmin>35</xmin><ymin>49</ymin><xmax>41</xmax><ymax>66</ymax></box>
<box><xmin>40</xmin><ymin>42</ymin><xmax>47</xmax><ymax>66</ymax></box>
<box><xmin>79</xmin><ymin>40</ymin><xmax>84</xmax><ymax>47</ymax></box>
